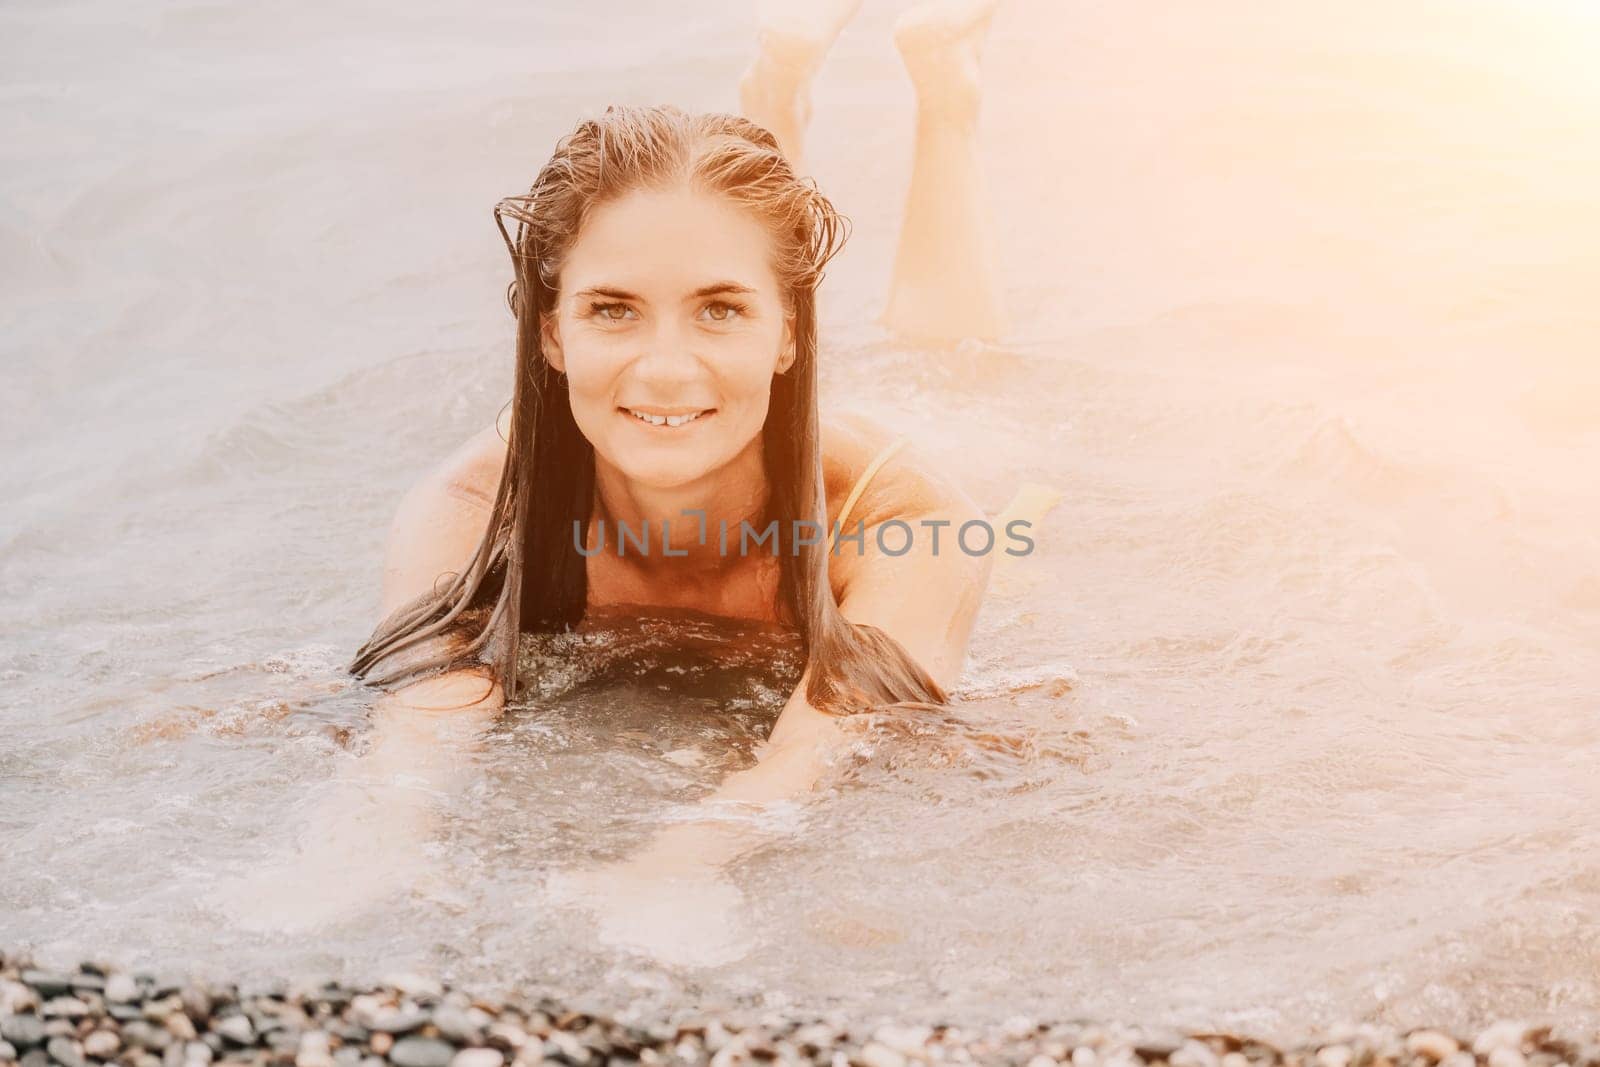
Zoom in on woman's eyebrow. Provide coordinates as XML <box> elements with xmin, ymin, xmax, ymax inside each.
<box><xmin>570</xmin><ymin>282</ymin><xmax>758</xmax><ymax>302</ymax></box>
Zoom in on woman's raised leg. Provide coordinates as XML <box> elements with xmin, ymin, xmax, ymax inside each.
<box><xmin>738</xmin><ymin>0</ymin><xmax>865</xmax><ymax>173</ymax></box>
<box><xmin>883</xmin><ymin>0</ymin><xmax>1008</xmax><ymax>343</ymax></box>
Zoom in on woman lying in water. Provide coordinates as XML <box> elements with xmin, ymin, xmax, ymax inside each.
<box><xmin>218</xmin><ymin>103</ymin><xmax>1052</xmax><ymax>960</ymax></box>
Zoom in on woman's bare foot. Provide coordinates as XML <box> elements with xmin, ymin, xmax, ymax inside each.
<box><xmin>892</xmin><ymin>0</ymin><xmax>1001</xmax><ymax>126</ymax></box>
<box><xmin>737</xmin><ymin>0</ymin><xmax>864</xmax><ymax>172</ymax></box>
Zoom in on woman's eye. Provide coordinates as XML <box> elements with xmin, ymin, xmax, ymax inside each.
<box><xmin>589</xmin><ymin>301</ymin><xmax>633</xmax><ymax>322</ymax></box>
<box><xmin>702</xmin><ymin>300</ymin><xmax>746</xmax><ymax>322</ymax></box>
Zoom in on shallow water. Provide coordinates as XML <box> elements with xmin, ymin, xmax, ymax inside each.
<box><xmin>3</xmin><ymin>0</ymin><xmax>1599</xmax><ymax>1046</ymax></box>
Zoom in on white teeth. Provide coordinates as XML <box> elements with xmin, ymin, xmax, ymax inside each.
<box><xmin>627</xmin><ymin>408</ymin><xmax>706</xmax><ymax>427</ymax></box>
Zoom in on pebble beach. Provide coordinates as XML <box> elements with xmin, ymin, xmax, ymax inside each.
<box><xmin>3</xmin><ymin>954</ymin><xmax>1596</xmax><ymax>1067</ymax></box>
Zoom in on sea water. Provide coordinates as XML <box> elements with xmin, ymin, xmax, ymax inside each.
<box><xmin>2</xmin><ymin>0</ymin><xmax>1598</xmax><ymax>1045</ymax></box>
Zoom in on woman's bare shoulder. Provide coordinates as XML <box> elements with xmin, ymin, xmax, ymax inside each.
<box><xmin>429</xmin><ymin>411</ymin><xmax>511</xmax><ymax>509</ymax></box>
<box><xmin>819</xmin><ymin>412</ymin><xmax>979</xmax><ymax>529</ymax></box>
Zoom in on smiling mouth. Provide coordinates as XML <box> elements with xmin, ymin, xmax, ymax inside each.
<box><xmin>619</xmin><ymin>407</ymin><xmax>716</xmax><ymax>428</ymax></box>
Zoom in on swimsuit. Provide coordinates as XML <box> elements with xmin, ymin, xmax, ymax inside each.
<box><xmin>829</xmin><ymin>434</ymin><xmax>909</xmax><ymax>553</ymax></box>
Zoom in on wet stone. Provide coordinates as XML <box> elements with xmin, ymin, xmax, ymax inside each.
<box><xmin>1318</xmin><ymin>1047</ymin><xmax>1354</xmax><ymax>1067</ymax></box>
<box><xmin>383</xmin><ymin>977</ymin><xmax>443</xmax><ymax>1002</ymax></box>
<box><xmin>432</xmin><ymin>1009</ymin><xmax>485</xmax><ymax>1047</ymax></box>
<box><xmin>0</xmin><ymin>1018</ymin><xmax>45</xmax><ymax>1049</ymax></box>
<box><xmin>1406</xmin><ymin>1034</ymin><xmax>1460</xmax><ymax>1064</ymax></box>
<box><xmin>1134</xmin><ymin>1035</ymin><xmax>1184</xmax><ymax>1061</ymax></box>
<box><xmin>21</xmin><ymin>976</ymin><xmax>73</xmax><ymax>1001</ymax></box>
<box><xmin>181</xmin><ymin>989</ymin><xmax>213</xmax><ymax>1026</ymax></box>
<box><xmin>81</xmin><ymin>1031</ymin><xmax>119</xmax><ymax>1059</ymax></box>
<box><xmin>40</xmin><ymin>1002</ymin><xmax>88</xmax><ymax>1022</ymax></box>
<box><xmin>213</xmin><ymin>1017</ymin><xmax>255</xmax><ymax>1047</ymax></box>
<box><xmin>856</xmin><ymin>1042</ymin><xmax>906</xmax><ymax>1067</ymax></box>
<box><xmin>367</xmin><ymin>1010</ymin><xmax>428</xmax><ymax>1037</ymax></box>
<box><xmin>45</xmin><ymin>1037</ymin><xmax>86</xmax><ymax>1067</ymax></box>
<box><xmin>389</xmin><ymin>1038</ymin><xmax>457</xmax><ymax>1067</ymax></box>
<box><xmin>266</xmin><ymin>1031</ymin><xmax>303</xmax><ymax>1054</ymax></box>
<box><xmin>295</xmin><ymin>1032</ymin><xmax>333</xmax><ymax>1067</ymax></box>
<box><xmin>101</xmin><ymin>978</ymin><xmax>137</xmax><ymax>1006</ymax></box>
<box><xmin>327</xmin><ymin>1024</ymin><xmax>368</xmax><ymax>1045</ymax></box>
<box><xmin>449</xmin><ymin>1051</ymin><xmax>504</xmax><ymax>1067</ymax></box>
<box><xmin>123</xmin><ymin>1026</ymin><xmax>172</xmax><ymax>1055</ymax></box>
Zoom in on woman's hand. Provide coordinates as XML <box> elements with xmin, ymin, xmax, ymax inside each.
<box><xmin>544</xmin><ymin>850</ymin><xmax>753</xmax><ymax>968</ymax></box>
<box><xmin>208</xmin><ymin>776</ymin><xmax>451</xmax><ymax>933</ymax></box>
<box><xmin>209</xmin><ymin>672</ymin><xmax>501</xmax><ymax>932</ymax></box>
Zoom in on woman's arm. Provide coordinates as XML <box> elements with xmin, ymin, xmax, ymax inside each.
<box><xmin>215</xmin><ymin>431</ymin><xmax>508</xmax><ymax>928</ymax></box>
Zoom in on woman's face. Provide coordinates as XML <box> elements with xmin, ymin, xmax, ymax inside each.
<box><xmin>541</xmin><ymin>183</ymin><xmax>795</xmax><ymax>491</ymax></box>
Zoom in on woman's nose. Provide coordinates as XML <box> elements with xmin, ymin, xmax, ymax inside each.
<box><xmin>632</xmin><ymin>319</ymin><xmax>702</xmax><ymax>382</ymax></box>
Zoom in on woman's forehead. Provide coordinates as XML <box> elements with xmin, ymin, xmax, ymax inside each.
<box><xmin>562</xmin><ymin>185</ymin><xmax>781</xmax><ymax>295</ymax></box>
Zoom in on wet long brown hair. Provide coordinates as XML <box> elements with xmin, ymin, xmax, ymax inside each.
<box><xmin>347</xmin><ymin>104</ymin><xmax>947</xmax><ymax>716</ymax></box>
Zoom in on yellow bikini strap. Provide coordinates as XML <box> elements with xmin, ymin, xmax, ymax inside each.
<box><xmin>830</xmin><ymin>435</ymin><xmax>908</xmax><ymax>551</ymax></box>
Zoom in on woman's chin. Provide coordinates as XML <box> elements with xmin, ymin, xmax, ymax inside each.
<box><xmin>616</xmin><ymin>460</ymin><xmax>718</xmax><ymax>491</ymax></box>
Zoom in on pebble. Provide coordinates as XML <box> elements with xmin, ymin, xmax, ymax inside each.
<box><xmin>383</xmin><ymin>976</ymin><xmax>443</xmax><ymax>1001</ymax></box>
<box><xmin>367</xmin><ymin>1008</ymin><xmax>428</xmax><ymax>1036</ymax></box>
<box><xmin>19</xmin><ymin>977</ymin><xmax>70</xmax><ymax>1001</ymax></box>
<box><xmin>1317</xmin><ymin>1045</ymin><xmax>1353</xmax><ymax>1067</ymax></box>
<box><xmin>296</xmin><ymin>1031</ymin><xmax>334</xmax><ymax>1067</ymax></box>
<box><xmin>484</xmin><ymin>1022</ymin><xmax>527</xmax><ymax>1052</ymax></box>
<box><xmin>1406</xmin><ymin>1032</ymin><xmax>1460</xmax><ymax>1063</ymax></box>
<box><xmin>102</xmin><ymin>978</ymin><xmax>137</xmax><ymax>1006</ymax></box>
<box><xmin>1476</xmin><ymin>1023</ymin><xmax>1532</xmax><ymax>1057</ymax></box>
<box><xmin>212</xmin><ymin>1017</ymin><xmax>253</xmax><ymax>1046</ymax></box>
<box><xmin>122</xmin><ymin>1023</ymin><xmax>171</xmax><ymax>1053</ymax></box>
<box><xmin>872</xmin><ymin>1026</ymin><xmax>932</xmax><ymax>1058</ymax></box>
<box><xmin>0</xmin><ymin>1018</ymin><xmax>44</xmax><ymax>1049</ymax></box>
<box><xmin>82</xmin><ymin>1031</ymin><xmax>120</xmax><ymax>1058</ymax></box>
<box><xmin>39</xmin><ymin>1000</ymin><xmax>87</xmax><ymax>1021</ymax></box>
<box><xmin>858</xmin><ymin>1041</ymin><xmax>907</xmax><ymax>1067</ymax></box>
<box><xmin>430</xmin><ymin>1008</ymin><xmax>484</xmax><ymax>1046</ymax></box>
<box><xmin>449</xmin><ymin>1050</ymin><xmax>504</xmax><ymax>1067</ymax></box>
<box><xmin>1172</xmin><ymin>1040</ymin><xmax>1221</xmax><ymax>1067</ymax></box>
<box><xmin>45</xmin><ymin>1037</ymin><xmax>86</xmax><ymax>1067</ymax></box>
<box><xmin>389</xmin><ymin>1037</ymin><xmax>457</xmax><ymax>1067</ymax></box>
<box><xmin>6</xmin><ymin>951</ymin><xmax>1598</xmax><ymax>1067</ymax></box>
<box><xmin>180</xmin><ymin>989</ymin><xmax>211</xmax><ymax>1026</ymax></box>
